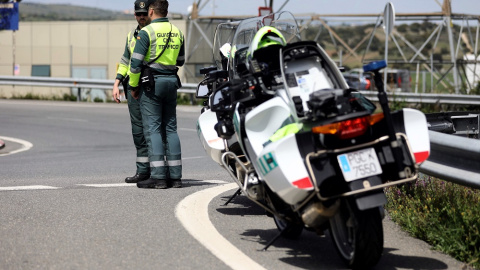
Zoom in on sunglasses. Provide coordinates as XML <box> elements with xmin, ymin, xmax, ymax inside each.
<box><xmin>135</xmin><ymin>12</ymin><xmax>148</xmax><ymax>17</ymax></box>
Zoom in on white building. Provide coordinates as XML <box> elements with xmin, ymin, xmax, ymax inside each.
<box><xmin>0</xmin><ymin>19</ymin><xmax>189</xmax><ymax>100</ymax></box>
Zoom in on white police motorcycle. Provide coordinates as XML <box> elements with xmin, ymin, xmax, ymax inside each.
<box><xmin>196</xmin><ymin>11</ymin><xmax>430</xmax><ymax>269</ymax></box>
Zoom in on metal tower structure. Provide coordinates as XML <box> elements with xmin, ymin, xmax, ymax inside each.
<box><xmin>184</xmin><ymin>0</ymin><xmax>480</xmax><ymax>94</ymax></box>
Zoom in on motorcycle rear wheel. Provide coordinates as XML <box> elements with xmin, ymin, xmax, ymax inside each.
<box><xmin>329</xmin><ymin>200</ymin><xmax>383</xmax><ymax>269</ymax></box>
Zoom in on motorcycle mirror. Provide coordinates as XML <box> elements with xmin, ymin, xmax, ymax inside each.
<box><xmin>210</xmin><ymin>89</ymin><xmax>232</xmax><ymax>112</ymax></box>
<box><xmin>208</xmin><ymin>70</ymin><xmax>229</xmax><ymax>80</ymax></box>
<box><xmin>196</xmin><ymin>82</ymin><xmax>210</xmax><ymax>98</ymax></box>
<box><xmin>200</xmin><ymin>66</ymin><xmax>217</xmax><ymax>75</ymax></box>
<box><xmin>210</xmin><ymin>90</ymin><xmax>223</xmax><ymax>111</ymax></box>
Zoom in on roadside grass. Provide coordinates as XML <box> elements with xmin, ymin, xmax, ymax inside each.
<box><xmin>9</xmin><ymin>93</ymin><xmax>78</xmax><ymax>102</ymax></box>
<box><xmin>385</xmin><ymin>175</ymin><xmax>480</xmax><ymax>269</ymax></box>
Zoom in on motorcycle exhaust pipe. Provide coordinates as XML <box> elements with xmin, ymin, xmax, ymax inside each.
<box><xmin>301</xmin><ymin>200</ymin><xmax>340</xmax><ymax>228</ymax></box>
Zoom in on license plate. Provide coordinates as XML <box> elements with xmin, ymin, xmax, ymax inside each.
<box><xmin>337</xmin><ymin>147</ymin><xmax>382</xmax><ymax>182</ymax></box>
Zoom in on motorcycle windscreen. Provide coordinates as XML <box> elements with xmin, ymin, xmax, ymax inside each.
<box><xmin>213</xmin><ymin>22</ymin><xmax>238</xmax><ymax>70</ymax></box>
<box><xmin>228</xmin><ymin>11</ymin><xmax>300</xmax><ymax>80</ymax></box>
<box><xmin>284</xmin><ymin>57</ymin><xmax>335</xmax><ymax>113</ymax></box>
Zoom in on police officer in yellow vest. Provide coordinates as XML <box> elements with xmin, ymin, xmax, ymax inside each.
<box><xmin>128</xmin><ymin>0</ymin><xmax>185</xmax><ymax>189</ymax></box>
<box><xmin>112</xmin><ymin>0</ymin><xmax>153</xmax><ymax>184</ymax></box>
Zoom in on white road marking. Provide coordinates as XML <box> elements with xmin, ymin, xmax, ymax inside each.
<box><xmin>0</xmin><ymin>185</ymin><xmax>60</xmax><ymax>191</ymax></box>
<box><xmin>0</xmin><ymin>100</ymin><xmax>121</xmax><ymax>108</ymax></box>
<box><xmin>0</xmin><ymin>180</ymin><xmax>229</xmax><ymax>192</ymax></box>
<box><xmin>0</xmin><ymin>136</ymin><xmax>33</xmax><ymax>156</ymax></box>
<box><xmin>180</xmin><ymin>128</ymin><xmax>197</xmax><ymax>132</ymax></box>
<box><xmin>175</xmin><ymin>183</ymin><xmax>267</xmax><ymax>270</ymax></box>
<box><xmin>182</xmin><ymin>156</ymin><xmax>205</xmax><ymax>160</ymax></box>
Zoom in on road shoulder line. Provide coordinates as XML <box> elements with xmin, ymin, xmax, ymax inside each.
<box><xmin>175</xmin><ymin>183</ymin><xmax>267</xmax><ymax>270</ymax></box>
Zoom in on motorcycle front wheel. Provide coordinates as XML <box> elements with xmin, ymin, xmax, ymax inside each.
<box><xmin>329</xmin><ymin>199</ymin><xmax>383</xmax><ymax>269</ymax></box>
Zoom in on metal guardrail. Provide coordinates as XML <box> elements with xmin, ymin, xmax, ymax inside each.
<box><xmin>0</xmin><ymin>75</ymin><xmax>197</xmax><ymax>101</ymax></box>
<box><xmin>2</xmin><ymin>76</ymin><xmax>480</xmax><ymax>105</ymax></box>
<box><xmin>420</xmin><ymin>130</ymin><xmax>480</xmax><ymax>189</ymax></box>
<box><xmin>360</xmin><ymin>91</ymin><xmax>480</xmax><ymax>105</ymax></box>
<box><xmin>421</xmin><ymin>112</ymin><xmax>480</xmax><ymax>188</ymax></box>
<box><xmin>1</xmin><ymin>75</ymin><xmax>479</xmax><ymax>188</ymax></box>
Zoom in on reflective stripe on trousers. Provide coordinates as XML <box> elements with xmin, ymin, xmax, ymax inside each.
<box><xmin>150</xmin><ymin>159</ymin><xmax>182</xmax><ymax>167</ymax></box>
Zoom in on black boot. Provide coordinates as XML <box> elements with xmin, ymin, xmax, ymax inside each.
<box><xmin>137</xmin><ymin>178</ymin><xmax>168</xmax><ymax>189</ymax></box>
<box><xmin>125</xmin><ymin>173</ymin><xmax>150</xmax><ymax>183</ymax></box>
<box><xmin>169</xmin><ymin>179</ymin><xmax>182</xmax><ymax>188</ymax></box>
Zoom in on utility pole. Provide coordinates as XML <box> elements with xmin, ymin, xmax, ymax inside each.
<box><xmin>12</xmin><ymin>29</ymin><xmax>15</xmax><ymax>76</ymax></box>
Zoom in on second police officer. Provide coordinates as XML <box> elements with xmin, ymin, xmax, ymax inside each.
<box><xmin>112</xmin><ymin>0</ymin><xmax>153</xmax><ymax>184</ymax></box>
<box><xmin>128</xmin><ymin>0</ymin><xmax>185</xmax><ymax>189</ymax></box>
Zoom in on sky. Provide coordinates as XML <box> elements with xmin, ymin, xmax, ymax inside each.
<box><xmin>24</xmin><ymin>0</ymin><xmax>480</xmax><ymax>17</ymax></box>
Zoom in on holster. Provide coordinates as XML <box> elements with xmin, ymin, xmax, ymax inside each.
<box><xmin>175</xmin><ymin>67</ymin><xmax>182</xmax><ymax>89</ymax></box>
<box><xmin>140</xmin><ymin>66</ymin><xmax>155</xmax><ymax>90</ymax></box>
<box><xmin>121</xmin><ymin>75</ymin><xmax>129</xmax><ymax>100</ymax></box>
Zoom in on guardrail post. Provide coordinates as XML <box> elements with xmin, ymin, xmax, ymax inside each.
<box><xmin>189</xmin><ymin>93</ymin><xmax>194</xmax><ymax>105</ymax></box>
<box><xmin>77</xmin><ymin>87</ymin><xmax>81</xmax><ymax>102</ymax></box>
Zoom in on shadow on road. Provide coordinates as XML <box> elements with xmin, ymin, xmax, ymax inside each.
<box><xmin>215</xmin><ymin>194</ymin><xmax>266</xmax><ymax>216</ymax></box>
<box><xmin>214</xmin><ymin>192</ymin><xmax>450</xmax><ymax>270</ymax></box>
<box><xmin>239</xmin><ymin>227</ymin><xmax>449</xmax><ymax>269</ymax></box>
<box><xmin>377</xmin><ymin>248</ymin><xmax>449</xmax><ymax>269</ymax></box>
<box><xmin>181</xmin><ymin>179</ymin><xmax>228</xmax><ymax>188</ymax></box>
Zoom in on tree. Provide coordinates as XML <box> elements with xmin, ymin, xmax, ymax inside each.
<box><xmin>397</xmin><ymin>24</ymin><xmax>408</xmax><ymax>33</ymax></box>
<box><xmin>410</xmin><ymin>22</ymin><xmax>421</xmax><ymax>33</ymax></box>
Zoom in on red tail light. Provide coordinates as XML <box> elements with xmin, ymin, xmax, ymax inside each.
<box><xmin>312</xmin><ymin>113</ymin><xmax>384</xmax><ymax>139</ymax></box>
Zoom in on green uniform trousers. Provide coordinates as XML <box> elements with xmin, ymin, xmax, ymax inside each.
<box><xmin>127</xmin><ymin>89</ymin><xmax>150</xmax><ymax>174</ymax></box>
<box><xmin>140</xmin><ymin>75</ymin><xmax>182</xmax><ymax>180</ymax></box>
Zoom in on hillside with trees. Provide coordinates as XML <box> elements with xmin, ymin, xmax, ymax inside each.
<box><xmin>302</xmin><ymin>20</ymin><xmax>473</xmax><ymax>71</ymax></box>
<box><xmin>18</xmin><ymin>2</ymin><xmax>132</xmax><ymax>21</ymax></box>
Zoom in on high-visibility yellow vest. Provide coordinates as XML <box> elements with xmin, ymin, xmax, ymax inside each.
<box><xmin>129</xmin><ymin>18</ymin><xmax>184</xmax><ymax>88</ymax></box>
<box><xmin>116</xmin><ymin>28</ymin><xmax>138</xmax><ymax>78</ymax></box>
<box><xmin>141</xmin><ymin>22</ymin><xmax>183</xmax><ymax>71</ymax></box>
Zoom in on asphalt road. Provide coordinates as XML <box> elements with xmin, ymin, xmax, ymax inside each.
<box><xmin>0</xmin><ymin>99</ymin><xmax>467</xmax><ymax>270</ymax></box>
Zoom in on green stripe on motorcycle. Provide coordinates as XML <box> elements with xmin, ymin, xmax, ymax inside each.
<box><xmin>258</xmin><ymin>157</ymin><xmax>268</xmax><ymax>175</ymax></box>
<box><xmin>258</xmin><ymin>152</ymin><xmax>278</xmax><ymax>175</ymax></box>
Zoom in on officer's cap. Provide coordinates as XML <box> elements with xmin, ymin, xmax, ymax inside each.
<box><xmin>134</xmin><ymin>0</ymin><xmax>149</xmax><ymax>13</ymax></box>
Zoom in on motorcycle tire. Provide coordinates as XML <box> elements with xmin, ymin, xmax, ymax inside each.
<box><xmin>273</xmin><ymin>215</ymin><xmax>303</xmax><ymax>240</ymax></box>
<box><xmin>329</xmin><ymin>199</ymin><xmax>383</xmax><ymax>269</ymax></box>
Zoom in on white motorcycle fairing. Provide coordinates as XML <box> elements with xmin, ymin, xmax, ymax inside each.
<box><xmin>243</xmin><ymin>96</ymin><xmax>291</xmax><ymax>156</ymax></box>
<box><xmin>197</xmin><ymin>109</ymin><xmax>231</xmax><ymax>166</ymax></box>
<box><xmin>241</xmin><ymin>95</ymin><xmax>313</xmax><ymax>205</ymax></box>
<box><xmin>402</xmin><ymin>108</ymin><xmax>431</xmax><ymax>164</ymax></box>
<box><xmin>258</xmin><ymin>134</ymin><xmax>313</xmax><ymax>205</ymax></box>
